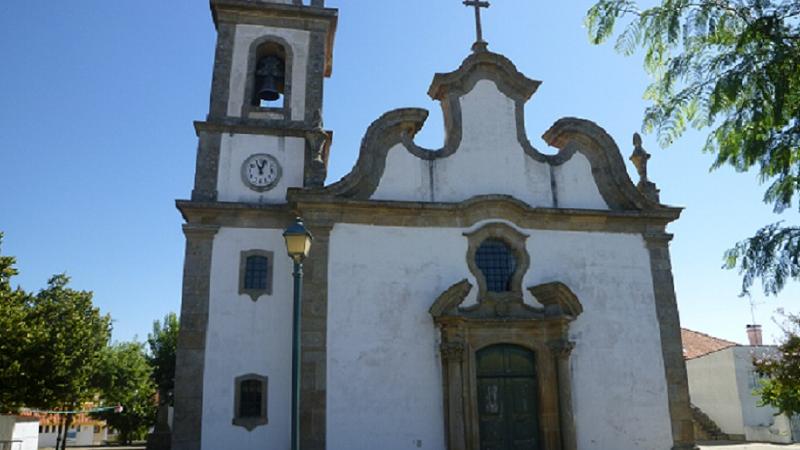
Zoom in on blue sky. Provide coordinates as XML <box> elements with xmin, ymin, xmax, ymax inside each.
<box><xmin>1</xmin><ymin>0</ymin><xmax>797</xmax><ymax>345</ymax></box>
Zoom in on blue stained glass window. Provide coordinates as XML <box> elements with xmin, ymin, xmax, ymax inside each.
<box><xmin>476</xmin><ymin>239</ymin><xmax>516</xmax><ymax>292</ymax></box>
<box><xmin>244</xmin><ymin>255</ymin><xmax>269</xmax><ymax>290</ymax></box>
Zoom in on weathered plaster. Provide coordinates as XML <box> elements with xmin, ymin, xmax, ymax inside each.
<box><xmin>201</xmin><ymin>227</ymin><xmax>296</xmax><ymax>450</ymax></box>
<box><xmin>325</xmin><ymin>223</ymin><xmax>674</xmax><ymax>450</ymax></box>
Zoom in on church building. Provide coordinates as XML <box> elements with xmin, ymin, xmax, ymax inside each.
<box><xmin>173</xmin><ymin>1</ymin><xmax>696</xmax><ymax>449</ymax></box>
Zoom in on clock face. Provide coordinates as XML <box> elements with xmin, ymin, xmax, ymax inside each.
<box><xmin>242</xmin><ymin>154</ymin><xmax>282</xmax><ymax>192</ymax></box>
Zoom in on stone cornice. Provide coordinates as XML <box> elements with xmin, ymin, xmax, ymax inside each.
<box><xmin>210</xmin><ymin>0</ymin><xmax>338</xmax><ymax>77</ymax></box>
<box><xmin>176</xmin><ymin>195</ymin><xmax>682</xmax><ymax>232</ymax></box>
<box><xmin>194</xmin><ymin>119</ymin><xmax>332</xmax><ymax>138</ymax></box>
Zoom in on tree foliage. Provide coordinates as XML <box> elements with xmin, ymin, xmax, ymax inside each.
<box><xmin>0</xmin><ymin>233</ymin><xmax>38</xmax><ymax>412</ymax></box>
<box><xmin>586</xmin><ymin>0</ymin><xmax>800</xmax><ymax>295</ymax></box>
<box><xmin>754</xmin><ymin>311</ymin><xmax>800</xmax><ymax>414</ymax></box>
<box><xmin>147</xmin><ymin>312</ymin><xmax>179</xmax><ymax>405</ymax></box>
<box><xmin>31</xmin><ymin>275</ymin><xmax>112</xmax><ymax>409</ymax></box>
<box><xmin>0</xmin><ymin>233</ymin><xmax>112</xmax><ymax>413</ymax></box>
<box><xmin>92</xmin><ymin>342</ymin><xmax>157</xmax><ymax>444</ymax></box>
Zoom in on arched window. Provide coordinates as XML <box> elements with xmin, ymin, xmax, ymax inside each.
<box><xmin>233</xmin><ymin>374</ymin><xmax>268</xmax><ymax>430</ymax></box>
<box><xmin>475</xmin><ymin>239</ymin><xmax>517</xmax><ymax>292</ymax></box>
<box><xmin>252</xmin><ymin>42</ymin><xmax>287</xmax><ymax>108</ymax></box>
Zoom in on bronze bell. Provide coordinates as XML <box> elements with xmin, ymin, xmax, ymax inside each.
<box><xmin>256</xmin><ymin>55</ymin><xmax>285</xmax><ymax>102</ymax></box>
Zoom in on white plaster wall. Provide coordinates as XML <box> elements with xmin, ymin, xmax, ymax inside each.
<box><xmin>433</xmin><ymin>80</ymin><xmax>552</xmax><ymax>206</ymax></box>
<box><xmin>0</xmin><ymin>417</ymin><xmax>38</xmax><ymax>450</ymax></box>
<box><xmin>371</xmin><ymin>80</ymin><xmax>610</xmax><ymax>211</ymax></box>
<box><xmin>552</xmin><ymin>152</ymin><xmax>608</xmax><ymax>209</ymax></box>
<box><xmin>202</xmin><ymin>227</ymin><xmax>295</xmax><ymax>450</ymax></box>
<box><xmin>216</xmin><ymin>134</ymin><xmax>305</xmax><ymax>203</ymax></box>
<box><xmin>13</xmin><ymin>420</ymin><xmax>38</xmax><ymax>450</ymax></box>
<box><xmin>370</xmin><ymin>143</ymin><xmax>432</xmax><ymax>202</ymax></box>
<box><xmin>326</xmin><ymin>223</ymin><xmax>672</xmax><ymax>450</ymax></box>
<box><xmin>534</xmin><ymin>229</ymin><xmax>673</xmax><ymax>450</ymax></box>
<box><xmin>687</xmin><ymin>349</ymin><xmax>745</xmax><ymax>434</ymax></box>
<box><xmin>228</xmin><ymin>24</ymin><xmax>309</xmax><ymax>120</ymax></box>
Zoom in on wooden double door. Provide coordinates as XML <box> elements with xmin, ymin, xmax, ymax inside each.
<box><xmin>476</xmin><ymin>344</ymin><xmax>541</xmax><ymax>450</ymax></box>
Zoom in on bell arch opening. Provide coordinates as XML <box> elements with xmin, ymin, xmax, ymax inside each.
<box><xmin>242</xmin><ymin>35</ymin><xmax>295</xmax><ymax>119</ymax></box>
<box><xmin>253</xmin><ymin>41</ymin><xmax>287</xmax><ymax>108</ymax></box>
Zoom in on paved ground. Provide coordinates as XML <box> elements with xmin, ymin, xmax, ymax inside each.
<box><xmin>41</xmin><ymin>447</ymin><xmax>144</xmax><ymax>450</ymax></box>
<box><xmin>699</xmin><ymin>443</ymin><xmax>800</xmax><ymax>449</ymax></box>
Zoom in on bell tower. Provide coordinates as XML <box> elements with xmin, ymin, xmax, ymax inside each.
<box><xmin>192</xmin><ymin>0</ymin><xmax>337</xmax><ymax>204</ymax></box>
<box><xmin>173</xmin><ymin>2</ymin><xmax>337</xmax><ymax>450</ymax></box>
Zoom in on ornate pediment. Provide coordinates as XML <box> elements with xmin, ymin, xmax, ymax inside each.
<box><xmin>301</xmin><ymin>48</ymin><xmax>671</xmax><ymax>215</ymax></box>
<box><xmin>429</xmin><ymin>278</ymin><xmax>583</xmax><ymax>322</ymax></box>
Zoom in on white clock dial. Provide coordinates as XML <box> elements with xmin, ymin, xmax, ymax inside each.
<box><xmin>241</xmin><ymin>154</ymin><xmax>282</xmax><ymax>192</ymax></box>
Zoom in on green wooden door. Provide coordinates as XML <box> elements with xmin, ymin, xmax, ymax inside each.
<box><xmin>476</xmin><ymin>344</ymin><xmax>540</xmax><ymax>450</ymax></box>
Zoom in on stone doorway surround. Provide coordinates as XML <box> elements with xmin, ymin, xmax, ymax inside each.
<box><xmin>430</xmin><ymin>278</ymin><xmax>583</xmax><ymax>450</ymax></box>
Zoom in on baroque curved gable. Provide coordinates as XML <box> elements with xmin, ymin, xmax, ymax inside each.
<box><xmin>308</xmin><ymin>48</ymin><xmax>664</xmax><ymax>212</ymax></box>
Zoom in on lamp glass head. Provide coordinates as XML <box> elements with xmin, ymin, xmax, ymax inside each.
<box><xmin>283</xmin><ymin>218</ymin><xmax>313</xmax><ymax>260</ymax></box>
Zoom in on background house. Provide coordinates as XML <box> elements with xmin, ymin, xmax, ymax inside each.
<box><xmin>33</xmin><ymin>413</ymin><xmax>108</xmax><ymax>448</ymax></box>
<box><xmin>0</xmin><ymin>415</ymin><xmax>39</xmax><ymax>450</ymax></box>
<box><xmin>683</xmin><ymin>327</ymin><xmax>799</xmax><ymax>443</ymax></box>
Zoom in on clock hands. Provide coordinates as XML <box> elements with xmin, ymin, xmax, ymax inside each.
<box><xmin>255</xmin><ymin>159</ymin><xmax>267</xmax><ymax>175</ymax></box>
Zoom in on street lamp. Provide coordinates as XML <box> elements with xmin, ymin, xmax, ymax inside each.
<box><xmin>283</xmin><ymin>217</ymin><xmax>313</xmax><ymax>450</ymax></box>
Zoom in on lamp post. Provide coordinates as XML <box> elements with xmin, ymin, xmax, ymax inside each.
<box><xmin>283</xmin><ymin>217</ymin><xmax>313</xmax><ymax>450</ymax></box>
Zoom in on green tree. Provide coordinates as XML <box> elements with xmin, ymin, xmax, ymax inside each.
<box><xmin>92</xmin><ymin>342</ymin><xmax>157</xmax><ymax>444</ymax></box>
<box><xmin>147</xmin><ymin>312</ymin><xmax>179</xmax><ymax>405</ymax></box>
<box><xmin>30</xmin><ymin>275</ymin><xmax>112</xmax><ymax>411</ymax></box>
<box><xmin>754</xmin><ymin>311</ymin><xmax>800</xmax><ymax>414</ymax></box>
<box><xmin>0</xmin><ymin>232</ymin><xmax>18</xmax><ymax>293</ymax></box>
<box><xmin>0</xmin><ymin>233</ymin><xmax>41</xmax><ymax>412</ymax></box>
<box><xmin>585</xmin><ymin>0</ymin><xmax>800</xmax><ymax>295</ymax></box>
<box><xmin>0</xmin><ymin>232</ymin><xmax>112</xmax><ymax>415</ymax></box>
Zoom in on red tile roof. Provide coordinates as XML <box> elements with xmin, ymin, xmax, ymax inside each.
<box><xmin>681</xmin><ymin>328</ymin><xmax>738</xmax><ymax>360</ymax></box>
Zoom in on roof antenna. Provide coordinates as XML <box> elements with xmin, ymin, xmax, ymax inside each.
<box><xmin>746</xmin><ymin>295</ymin><xmax>764</xmax><ymax>346</ymax></box>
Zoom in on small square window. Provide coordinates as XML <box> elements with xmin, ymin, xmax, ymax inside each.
<box><xmin>239</xmin><ymin>250</ymin><xmax>274</xmax><ymax>301</ymax></box>
<box><xmin>244</xmin><ymin>256</ymin><xmax>269</xmax><ymax>290</ymax></box>
<box><xmin>233</xmin><ymin>374</ymin><xmax>268</xmax><ymax>431</ymax></box>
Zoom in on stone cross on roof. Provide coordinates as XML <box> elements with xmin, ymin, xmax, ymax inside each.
<box><xmin>463</xmin><ymin>0</ymin><xmax>490</xmax><ymax>52</ymax></box>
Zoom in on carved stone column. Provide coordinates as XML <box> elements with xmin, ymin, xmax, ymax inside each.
<box><xmin>548</xmin><ymin>338</ymin><xmax>576</xmax><ymax>450</ymax></box>
<box><xmin>440</xmin><ymin>331</ymin><xmax>467</xmax><ymax>450</ymax></box>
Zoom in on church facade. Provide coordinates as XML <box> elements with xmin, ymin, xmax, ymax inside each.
<box><xmin>172</xmin><ymin>1</ymin><xmax>696</xmax><ymax>449</ymax></box>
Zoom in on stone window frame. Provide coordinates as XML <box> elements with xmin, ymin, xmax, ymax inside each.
<box><xmin>464</xmin><ymin>222</ymin><xmax>530</xmax><ymax>301</ymax></box>
<box><xmin>239</xmin><ymin>250</ymin><xmax>274</xmax><ymax>301</ymax></box>
<box><xmin>241</xmin><ymin>35</ymin><xmax>294</xmax><ymax>120</ymax></box>
<box><xmin>440</xmin><ymin>324</ymin><xmax>568</xmax><ymax>449</ymax></box>
<box><xmin>431</xmin><ymin>280</ymin><xmax>583</xmax><ymax>450</ymax></box>
<box><xmin>233</xmin><ymin>373</ymin><xmax>268</xmax><ymax>431</ymax></box>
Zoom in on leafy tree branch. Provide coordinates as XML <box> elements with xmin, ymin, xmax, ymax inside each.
<box><xmin>587</xmin><ymin>0</ymin><xmax>800</xmax><ymax>295</ymax></box>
